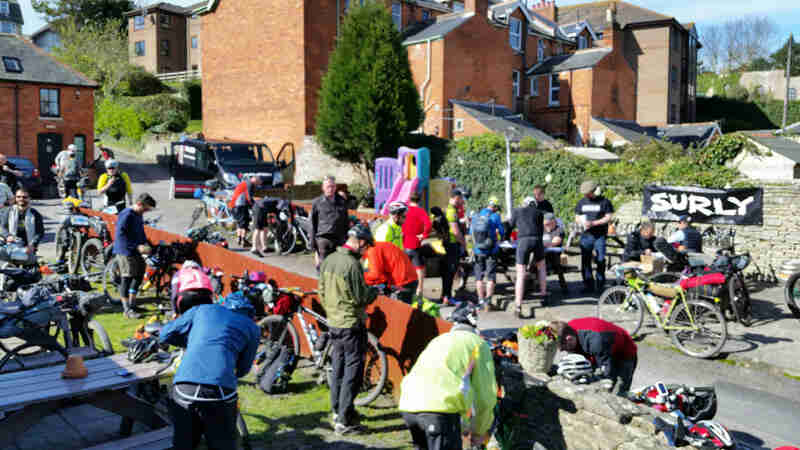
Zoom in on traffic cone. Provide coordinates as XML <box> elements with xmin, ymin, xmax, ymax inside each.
<box><xmin>62</xmin><ymin>355</ymin><xmax>89</xmax><ymax>379</ymax></box>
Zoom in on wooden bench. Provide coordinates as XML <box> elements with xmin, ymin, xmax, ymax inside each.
<box><xmin>84</xmin><ymin>426</ymin><xmax>174</xmax><ymax>450</ymax></box>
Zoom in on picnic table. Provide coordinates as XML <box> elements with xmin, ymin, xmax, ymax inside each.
<box><xmin>0</xmin><ymin>353</ymin><xmax>170</xmax><ymax>448</ymax></box>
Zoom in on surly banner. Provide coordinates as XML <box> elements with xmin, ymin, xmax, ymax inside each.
<box><xmin>642</xmin><ymin>185</ymin><xmax>764</xmax><ymax>225</ymax></box>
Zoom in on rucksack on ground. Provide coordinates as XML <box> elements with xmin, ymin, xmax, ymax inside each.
<box><xmin>472</xmin><ymin>213</ymin><xmax>493</xmax><ymax>251</ymax></box>
<box><xmin>255</xmin><ymin>343</ymin><xmax>297</xmax><ymax>394</ymax></box>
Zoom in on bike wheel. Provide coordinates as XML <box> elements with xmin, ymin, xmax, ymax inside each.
<box><xmin>80</xmin><ymin>238</ymin><xmax>105</xmax><ymax>275</ymax></box>
<box><xmin>354</xmin><ymin>333</ymin><xmax>388</xmax><ymax>406</ymax></box>
<box><xmin>67</xmin><ymin>231</ymin><xmax>82</xmax><ymax>274</ymax></box>
<box><xmin>784</xmin><ymin>271</ymin><xmax>800</xmax><ymax>319</ymax></box>
<box><xmin>79</xmin><ymin>319</ymin><xmax>114</xmax><ymax>356</ymax></box>
<box><xmin>279</xmin><ymin>225</ymin><xmax>297</xmax><ymax>255</ymax></box>
<box><xmin>102</xmin><ymin>257</ymin><xmax>123</xmax><ymax>305</ymax></box>
<box><xmin>55</xmin><ymin>225</ymin><xmax>69</xmax><ymax>260</ymax></box>
<box><xmin>257</xmin><ymin>315</ymin><xmax>300</xmax><ymax>356</ymax></box>
<box><xmin>669</xmin><ymin>300</ymin><xmax>727</xmax><ymax>359</ymax></box>
<box><xmin>727</xmin><ymin>273</ymin><xmax>752</xmax><ymax>326</ymax></box>
<box><xmin>236</xmin><ymin>411</ymin><xmax>252</xmax><ymax>450</ymax></box>
<box><xmin>189</xmin><ymin>204</ymin><xmax>206</xmax><ymax>229</ymax></box>
<box><xmin>596</xmin><ymin>286</ymin><xmax>645</xmax><ymax>337</ymax></box>
<box><xmin>650</xmin><ymin>272</ymin><xmax>682</xmax><ymax>284</ymax></box>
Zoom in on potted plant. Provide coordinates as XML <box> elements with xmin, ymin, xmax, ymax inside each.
<box><xmin>517</xmin><ymin>321</ymin><xmax>558</xmax><ymax>376</ymax></box>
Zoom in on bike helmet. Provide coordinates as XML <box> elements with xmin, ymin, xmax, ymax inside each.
<box><xmin>388</xmin><ymin>202</ymin><xmax>408</xmax><ymax>216</ymax></box>
<box><xmin>204</xmin><ymin>179</ymin><xmax>220</xmax><ymax>190</ymax></box>
<box><xmin>487</xmin><ymin>196</ymin><xmax>499</xmax><ymax>207</ymax></box>
<box><xmin>447</xmin><ymin>303</ymin><xmax>478</xmax><ymax>328</ymax></box>
<box><xmin>348</xmin><ymin>223</ymin><xmax>374</xmax><ymax>246</ymax></box>
<box><xmin>105</xmin><ymin>159</ymin><xmax>119</xmax><ymax>169</ymax></box>
<box><xmin>683</xmin><ymin>387</ymin><xmax>718</xmax><ymax>422</ymax></box>
<box><xmin>688</xmin><ymin>420</ymin><xmax>734</xmax><ymax>449</ymax></box>
<box><xmin>127</xmin><ymin>337</ymin><xmax>159</xmax><ymax>363</ymax></box>
<box><xmin>523</xmin><ymin>196</ymin><xmax>537</xmax><ymax>208</ymax></box>
<box><xmin>182</xmin><ymin>260</ymin><xmax>201</xmax><ymax>270</ymax></box>
<box><xmin>556</xmin><ymin>353</ymin><xmax>593</xmax><ymax>380</ymax></box>
<box><xmin>221</xmin><ymin>291</ymin><xmax>256</xmax><ymax>317</ymax></box>
<box><xmin>249</xmin><ymin>271</ymin><xmax>267</xmax><ymax>283</ymax></box>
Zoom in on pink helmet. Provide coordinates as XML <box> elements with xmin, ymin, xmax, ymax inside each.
<box><xmin>177</xmin><ymin>267</ymin><xmax>213</xmax><ymax>293</ymax></box>
<box><xmin>248</xmin><ymin>271</ymin><xmax>267</xmax><ymax>283</ymax></box>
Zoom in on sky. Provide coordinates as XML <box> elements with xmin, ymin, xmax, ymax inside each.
<box><xmin>19</xmin><ymin>0</ymin><xmax>800</xmax><ymax>49</ymax></box>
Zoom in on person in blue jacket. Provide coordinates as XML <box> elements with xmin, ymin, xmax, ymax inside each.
<box><xmin>159</xmin><ymin>293</ymin><xmax>260</xmax><ymax>450</ymax></box>
<box><xmin>470</xmin><ymin>196</ymin><xmax>504</xmax><ymax>307</ymax></box>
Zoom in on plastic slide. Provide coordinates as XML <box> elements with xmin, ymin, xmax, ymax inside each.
<box><xmin>380</xmin><ymin>177</ymin><xmax>419</xmax><ymax>215</ymax></box>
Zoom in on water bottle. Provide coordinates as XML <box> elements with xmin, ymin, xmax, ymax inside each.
<box><xmin>644</xmin><ymin>293</ymin><xmax>660</xmax><ymax>314</ymax></box>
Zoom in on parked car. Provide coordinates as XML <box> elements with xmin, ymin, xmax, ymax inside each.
<box><xmin>7</xmin><ymin>157</ymin><xmax>43</xmax><ymax>198</ymax></box>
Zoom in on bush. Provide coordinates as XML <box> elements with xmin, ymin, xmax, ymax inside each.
<box><xmin>348</xmin><ymin>182</ymin><xmax>373</xmax><ymax>208</ymax></box>
<box><xmin>124</xmin><ymin>94</ymin><xmax>190</xmax><ymax>133</ymax></box>
<box><xmin>518</xmin><ymin>136</ymin><xmax>540</xmax><ymax>152</ymax></box>
<box><xmin>693</xmin><ymin>133</ymin><xmax>755</xmax><ymax>167</ymax></box>
<box><xmin>95</xmin><ymin>97</ymin><xmax>145</xmax><ymax>141</ymax></box>
<box><xmin>180</xmin><ymin>79</ymin><xmax>202</xmax><ymax>120</ymax></box>
<box><xmin>726</xmin><ymin>84</ymin><xmax>750</xmax><ymax>101</ymax></box>
<box><xmin>117</xmin><ymin>66</ymin><xmax>167</xmax><ymax>96</ymax></box>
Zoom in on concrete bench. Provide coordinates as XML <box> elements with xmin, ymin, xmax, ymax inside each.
<box><xmin>83</xmin><ymin>426</ymin><xmax>173</xmax><ymax>450</ymax></box>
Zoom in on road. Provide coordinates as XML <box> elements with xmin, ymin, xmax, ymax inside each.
<box><xmin>32</xmin><ymin>150</ymin><xmax>800</xmax><ymax>449</ymax></box>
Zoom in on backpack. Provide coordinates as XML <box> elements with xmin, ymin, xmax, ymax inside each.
<box><xmin>472</xmin><ymin>213</ymin><xmax>494</xmax><ymax>251</ymax></box>
<box><xmin>255</xmin><ymin>343</ymin><xmax>297</xmax><ymax>394</ymax></box>
<box><xmin>430</xmin><ymin>207</ymin><xmax>450</xmax><ymax>239</ymax></box>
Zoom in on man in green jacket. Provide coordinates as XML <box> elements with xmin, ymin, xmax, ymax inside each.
<box><xmin>319</xmin><ymin>223</ymin><xmax>378</xmax><ymax>435</ymax></box>
<box><xmin>398</xmin><ymin>304</ymin><xmax>497</xmax><ymax>449</ymax></box>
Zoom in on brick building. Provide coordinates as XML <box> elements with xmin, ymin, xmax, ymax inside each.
<box><xmin>125</xmin><ymin>2</ymin><xmax>203</xmax><ymax>74</ymax></box>
<box><xmin>0</xmin><ymin>33</ymin><xmax>96</xmax><ymax>180</ymax></box>
<box><xmin>0</xmin><ymin>0</ymin><xmax>22</xmax><ymax>35</ymax></box>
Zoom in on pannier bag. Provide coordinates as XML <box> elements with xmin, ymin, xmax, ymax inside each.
<box><xmin>680</xmin><ymin>272</ymin><xmax>726</xmax><ymax>298</ymax></box>
<box><xmin>255</xmin><ymin>343</ymin><xmax>297</xmax><ymax>394</ymax></box>
<box><xmin>0</xmin><ymin>285</ymin><xmax>63</xmax><ymax>338</ymax></box>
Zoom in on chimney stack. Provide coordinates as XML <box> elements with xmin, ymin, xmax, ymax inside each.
<box><xmin>528</xmin><ymin>0</ymin><xmax>556</xmax><ymax>22</ymax></box>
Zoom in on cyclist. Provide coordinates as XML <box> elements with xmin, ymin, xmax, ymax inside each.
<box><xmin>442</xmin><ymin>190</ymin><xmax>466</xmax><ymax>305</ymax></box>
<box><xmin>553</xmin><ymin>317</ymin><xmax>638</xmax><ymax>396</ymax></box>
<box><xmin>0</xmin><ymin>181</ymin><xmax>12</xmax><ymax>207</ymax></box>
<box><xmin>363</xmin><ymin>241</ymin><xmax>418</xmax><ymax>304</ymax></box>
<box><xmin>113</xmin><ymin>193</ymin><xmax>157</xmax><ymax>319</ymax></box>
<box><xmin>668</xmin><ymin>215</ymin><xmax>702</xmax><ymax>253</ymax></box>
<box><xmin>96</xmin><ymin>159</ymin><xmax>133</xmax><ymax>212</ymax></box>
<box><xmin>58</xmin><ymin>146</ymin><xmax>81</xmax><ymax>199</ymax></box>
<box><xmin>311</xmin><ymin>175</ymin><xmax>349</xmax><ymax>270</ymax></box>
<box><xmin>318</xmin><ymin>223</ymin><xmax>378</xmax><ymax>435</ymax></box>
<box><xmin>375</xmin><ymin>201</ymin><xmax>406</xmax><ymax>249</ymax></box>
<box><xmin>0</xmin><ymin>189</ymin><xmax>44</xmax><ymax>265</ymax></box>
<box><xmin>0</xmin><ymin>154</ymin><xmax>22</xmax><ymax>192</ymax></box>
<box><xmin>575</xmin><ymin>180</ymin><xmax>615</xmax><ymax>294</ymax></box>
<box><xmin>471</xmin><ymin>196</ymin><xmax>504</xmax><ymax>307</ymax></box>
<box><xmin>228</xmin><ymin>175</ymin><xmax>262</xmax><ymax>248</ymax></box>
<box><xmin>399</xmin><ymin>303</ymin><xmax>497</xmax><ymax>450</ymax></box>
<box><xmin>623</xmin><ymin>221</ymin><xmax>656</xmax><ymax>263</ymax></box>
<box><xmin>508</xmin><ymin>195</ymin><xmax>547</xmax><ymax>316</ymax></box>
<box><xmin>159</xmin><ymin>284</ymin><xmax>259</xmax><ymax>450</ymax></box>
<box><xmin>402</xmin><ymin>191</ymin><xmax>431</xmax><ymax>297</ymax></box>
<box><xmin>170</xmin><ymin>260</ymin><xmax>214</xmax><ymax>316</ymax></box>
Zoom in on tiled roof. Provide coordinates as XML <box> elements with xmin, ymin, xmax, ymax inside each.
<box><xmin>556</xmin><ymin>1</ymin><xmax>674</xmax><ymax>31</ymax></box>
<box><xmin>451</xmin><ymin>100</ymin><xmax>556</xmax><ymax>146</ymax></box>
<box><xmin>489</xmin><ymin>1</ymin><xmax>572</xmax><ymax>42</ymax></box>
<box><xmin>527</xmin><ymin>47</ymin><xmax>611</xmax><ymax>75</ymax></box>
<box><xmin>657</xmin><ymin>122</ymin><xmax>721</xmax><ymax>148</ymax></box>
<box><xmin>0</xmin><ymin>0</ymin><xmax>23</xmax><ymax>25</ymax></box>
<box><xmin>746</xmin><ymin>132</ymin><xmax>800</xmax><ymax>164</ymax></box>
<box><xmin>0</xmin><ymin>34</ymin><xmax>97</xmax><ymax>87</ymax></box>
<box><xmin>592</xmin><ymin>117</ymin><xmax>657</xmax><ymax>144</ymax></box>
<box><xmin>559</xmin><ymin>20</ymin><xmax>598</xmax><ymax>41</ymax></box>
<box><xmin>402</xmin><ymin>12</ymin><xmax>473</xmax><ymax>45</ymax></box>
<box><xmin>124</xmin><ymin>2</ymin><xmax>196</xmax><ymax>17</ymax></box>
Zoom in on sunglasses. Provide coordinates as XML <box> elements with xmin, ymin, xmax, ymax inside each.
<box><xmin>16</xmin><ymin>196</ymin><xmax>29</xmax><ymax>199</ymax></box>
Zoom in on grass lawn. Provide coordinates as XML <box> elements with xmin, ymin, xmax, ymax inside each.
<box><xmin>94</xmin><ymin>308</ymin><xmax>413</xmax><ymax>449</ymax></box>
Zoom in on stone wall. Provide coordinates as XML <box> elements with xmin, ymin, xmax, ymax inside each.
<box><xmin>495</xmin><ymin>366</ymin><xmax>698</xmax><ymax>450</ymax></box>
<box><xmin>612</xmin><ymin>184</ymin><xmax>800</xmax><ymax>270</ymax></box>
<box><xmin>296</xmin><ymin>135</ymin><xmax>369</xmax><ymax>186</ymax></box>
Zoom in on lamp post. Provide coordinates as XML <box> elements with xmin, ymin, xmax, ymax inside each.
<box><xmin>504</xmin><ymin>126</ymin><xmax>517</xmax><ymax>220</ymax></box>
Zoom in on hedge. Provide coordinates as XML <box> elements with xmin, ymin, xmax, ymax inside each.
<box><xmin>697</xmin><ymin>96</ymin><xmax>800</xmax><ymax>132</ymax></box>
<box><xmin>95</xmin><ymin>94</ymin><xmax>190</xmax><ymax>143</ymax></box>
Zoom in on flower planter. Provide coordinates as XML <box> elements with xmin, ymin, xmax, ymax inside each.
<box><xmin>518</xmin><ymin>336</ymin><xmax>557</xmax><ymax>375</ymax></box>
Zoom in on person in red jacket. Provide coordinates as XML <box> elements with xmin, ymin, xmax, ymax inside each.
<box><xmin>402</xmin><ymin>191</ymin><xmax>431</xmax><ymax>297</ymax></box>
<box><xmin>554</xmin><ymin>317</ymin><xmax>638</xmax><ymax>395</ymax></box>
<box><xmin>364</xmin><ymin>241</ymin><xmax>418</xmax><ymax>304</ymax></box>
<box><xmin>228</xmin><ymin>176</ymin><xmax>262</xmax><ymax>247</ymax></box>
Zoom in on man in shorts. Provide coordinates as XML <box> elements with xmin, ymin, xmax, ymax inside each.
<box><xmin>250</xmin><ymin>196</ymin><xmax>279</xmax><ymax>257</ymax></box>
<box><xmin>402</xmin><ymin>191</ymin><xmax>431</xmax><ymax>297</ymax></box>
<box><xmin>508</xmin><ymin>196</ymin><xmax>546</xmax><ymax>316</ymax></box>
<box><xmin>471</xmin><ymin>196</ymin><xmax>504</xmax><ymax>308</ymax></box>
<box><xmin>113</xmin><ymin>193</ymin><xmax>157</xmax><ymax>319</ymax></box>
<box><xmin>228</xmin><ymin>176</ymin><xmax>262</xmax><ymax>247</ymax></box>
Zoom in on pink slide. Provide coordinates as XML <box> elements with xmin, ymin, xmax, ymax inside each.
<box><xmin>380</xmin><ymin>177</ymin><xmax>419</xmax><ymax>215</ymax></box>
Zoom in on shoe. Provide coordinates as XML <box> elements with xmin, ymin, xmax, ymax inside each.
<box><xmin>250</xmin><ymin>249</ymin><xmax>263</xmax><ymax>257</ymax></box>
<box><xmin>331</xmin><ymin>413</ymin><xmax>339</xmax><ymax>425</ymax></box>
<box><xmin>334</xmin><ymin>422</ymin><xmax>362</xmax><ymax>435</ymax></box>
<box><xmin>129</xmin><ymin>304</ymin><xmax>148</xmax><ymax>313</ymax></box>
<box><xmin>124</xmin><ymin>309</ymin><xmax>141</xmax><ymax>320</ymax></box>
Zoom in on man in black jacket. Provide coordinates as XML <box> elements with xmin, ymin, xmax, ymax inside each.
<box><xmin>670</xmin><ymin>215</ymin><xmax>702</xmax><ymax>253</ymax></box>
<box><xmin>0</xmin><ymin>189</ymin><xmax>44</xmax><ymax>264</ymax></box>
<box><xmin>622</xmin><ymin>222</ymin><xmax>656</xmax><ymax>262</ymax></box>
<box><xmin>508</xmin><ymin>197</ymin><xmax>547</xmax><ymax>316</ymax></box>
<box><xmin>311</xmin><ymin>175</ymin><xmax>349</xmax><ymax>271</ymax></box>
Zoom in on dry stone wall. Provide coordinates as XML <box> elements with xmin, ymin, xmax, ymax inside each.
<box><xmin>613</xmin><ymin>184</ymin><xmax>800</xmax><ymax>270</ymax></box>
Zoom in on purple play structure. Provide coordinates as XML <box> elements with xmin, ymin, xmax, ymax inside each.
<box><xmin>374</xmin><ymin>157</ymin><xmax>399</xmax><ymax>213</ymax></box>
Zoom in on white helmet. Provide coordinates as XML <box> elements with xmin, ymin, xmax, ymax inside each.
<box><xmin>181</xmin><ymin>260</ymin><xmax>201</xmax><ymax>270</ymax></box>
<box><xmin>556</xmin><ymin>353</ymin><xmax>593</xmax><ymax>380</ymax></box>
<box><xmin>690</xmin><ymin>420</ymin><xmax>734</xmax><ymax>448</ymax></box>
<box><xmin>105</xmin><ymin>159</ymin><xmax>119</xmax><ymax>169</ymax></box>
<box><xmin>67</xmin><ymin>144</ymin><xmax>76</xmax><ymax>152</ymax></box>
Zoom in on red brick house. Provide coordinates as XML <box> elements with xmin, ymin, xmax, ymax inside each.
<box><xmin>0</xmin><ymin>33</ymin><xmax>96</xmax><ymax>181</ymax></box>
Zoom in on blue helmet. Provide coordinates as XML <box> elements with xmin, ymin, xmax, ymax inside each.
<box><xmin>220</xmin><ymin>291</ymin><xmax>255</xmax><ymax>317</ymax></box>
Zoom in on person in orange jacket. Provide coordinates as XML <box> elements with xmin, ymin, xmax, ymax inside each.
<box><xmin>363</xmin><ymin>241</ymin><xmax>418</xmax><ymax>304</ymax></box>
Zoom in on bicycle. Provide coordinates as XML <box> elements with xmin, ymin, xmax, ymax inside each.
<box><xmin>596</xmin><ymin>267</ymin><xmax>727</xmax><ymax>359</ymax></box>
<box><xmin>257</xmin><ymin>288</ymin><xmax>388</xmax><ymax>406</ymax></box>
<box><xmin>189</xmin><ymin>188</ymin><xmax>235</xmax><ymax>230</ymax></box>
<box><xmin>784</xmin><ymin>271</ymin><xmax>800</xmax><ymax>319</ymax></box>
<box><xmin>78</xmin><ymin>215</ymin><xmax>114</xmax><ymax>275</ymax></box>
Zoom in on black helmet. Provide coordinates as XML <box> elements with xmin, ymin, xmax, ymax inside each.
<box><xmin>447</xmin><ymin>303</ymin><xmax>478</xmax><ymax>328</ymax></box>
<box><xmin>127</xmin><ymin>337</ymin><xmax>159</xmax><ymax>363</ymax></box>
<box><xmin>388</xmin><ymin>201</ymin><xmax>408</xmax><ymax>216</ymax></box>
<box><xmin>348</xmin><ymin>223</ymin><xmax>374</xmax><ymax>246</ymax></box>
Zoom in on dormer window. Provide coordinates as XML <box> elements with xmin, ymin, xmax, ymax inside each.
<box><xmin>509</xmin><ymin>17</ymin><xmax>522</xmax><ymax>51</ymax></box>
<box><xmin>0</xmin><ymin>2</ymin><xmax>9</xmax><ymax>16</ymax></box>
<box><xmin>537</xmin><ymin>40</ymin><xmax>545</xmax><ymax>61</ymax></box>
<box><xmin>134</xmin><ymin>15</ymin><xmax>145</xmax><ymax>30</ymax></box>
<box><xmin>2</xmin><ymin>56</ymin><xmax>22</xmax><ymax>73</ymax></box>
<box><xmin>578</xmin><ymin>35</ymin><xmax>588</xmax><ymax>49</ymax></box>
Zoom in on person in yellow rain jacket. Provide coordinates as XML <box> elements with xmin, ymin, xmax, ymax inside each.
<box><xmin>374</xmin><ymin>202</ymin><xmax>406</xmax><ymax>249</ymax></box>
<box><xmin>398</xmin><ymin>303</ymin><xmax>497</xmax><ymax>449</ymax></box>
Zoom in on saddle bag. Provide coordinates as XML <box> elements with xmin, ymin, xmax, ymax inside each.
<box><xmin>680</xmin><ymin>272</ymin><xmax>726</xmax><ymax>298</ymax></box>
<box><xmin>255</xmin><ymin>343</ymin><xmax>297</xmax><ymax>395</ymax></box>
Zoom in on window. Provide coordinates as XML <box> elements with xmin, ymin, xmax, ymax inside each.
<box><xmin>2</xmin><ymin>56</ymin><xmax>21</xmax><ymax>73</ymax></box>
<box><xmin>40</xmin><ymin>88</ymin><xmax>60</xmax><ymax>117</ymax></box>
<box><xmin>134</xmin><ymin>15</ymin><xmax>145</xmax><ymax>30</ymax></box>
<box><xmin>530</xmin><ymin>75</ymin><xmax>538</xmax><ymax>96</ymax></box>
<box><xmin>549</xmin><ymin>74</ymin><xmax>560</xmax><ymax>106</ymax></box>
<box><xmin>578</xmin><ymin>35</ymin><xmax>588</xmax><ymax>49</ymax></box>
<box><xmin>512</xmin><ymin>70</ymin><xmax>520</xmax><ymax>97</ymax></box>
<box><xmin>670</xmin><ymin>104</ymin><xmax>677</xmax><ymax>123</ymax></box>
<box><xmin>453</xmin><ymin>2</ymin><xmax>464</xmax><ymax>11</ymax></box>
<box><xmin>391</xmin><ymin>2</ymin><xmax>402</xmax><ymax>31</ymax></box>
<box><xmin>596</xmin><ymin>32</ymin><xmax>603</xmax><ymax>40</ymax></box>
<box><xmin>0</xmin><ymin>1</ymin><xmax>8</xmax><ymax>15</ymax></box>
<box><xmin>73</xmin><ymin>135</ymin><xmax>86</xmax><ymax>168</ymax></box>
<box><xmin>191</xmin><ymin>36</ymin><xmax>198</xmax><ymax>49</ymax></box>
<box><xmin>537</xmin><ymin>40</ymin><xmax>545</xmax><ymax>61</ymax></box>
<box><xmin>134</xmin><ymin>41</ymin><xmax>145</xmax><ymax>56</ymax></box>
<box><xmin>509</xmin><ymin>17</ymin><xmax>522</xmax><ymax>51</ymax></box>
<box><xmin>790</xmin><ymin>88</ymin><xmax>798</xmax><ymax>102</ymax></box>
<box><xmin>0</xmin><ymin>20</ymin><xmax>15</xmax><ymax>34</ymax></box>
<box><xmin>160</xmin><ymin>39</ymin><xmax>169</xmax><ymax>56</ymax></box>
<box><xmin>422</xmin><ymin>10</ymin><xmax>430</xmax><ymax>21</ymax></box>
<box><xmin>454</xmin><ymin>119</ymin><xmax>464</xmax><ymax>132</ymax></box>
<box><xmin>159</xmin><ymin>14</ymin><xmax>171</xmax><ymax>28</ymax></box>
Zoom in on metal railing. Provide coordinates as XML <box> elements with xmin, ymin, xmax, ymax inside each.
<box><xmin>155</xmin><ymin>69</ymin><xmax>201</xmax><ymax>82</ymax></box>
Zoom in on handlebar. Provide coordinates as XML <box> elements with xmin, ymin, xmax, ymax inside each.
<box><xmin>277</xmin><ymin>287</ymin><xmax>317</xmax><ymax>297</ymax></box>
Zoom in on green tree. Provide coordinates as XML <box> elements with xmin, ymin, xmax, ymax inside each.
<box><xmin>770</xmin><ymin>36</ymin><xmax>800</xmax><ymax>77</ymax></box>
<box><xmin>748</xmin><ymin>57</ymin><xmax>774</xmax><ymax>71</ymax></box>
<box><xmin>52</xmin><ymin>19</ymin><xmax>134</xmax><ymax>98</ymax></box>
<box><xmin>32</xmin><ymin>0</ymin><xmax>135</xmax><ymax>28</ymax></box>
<box><xmin>315</xmin><ymin>1</ymin><xmax>422</xmax><ymax>182</ymax></box>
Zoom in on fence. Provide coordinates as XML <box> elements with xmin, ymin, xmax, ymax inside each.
<box><xmin>155</xmin><ymin>69</ymin><xmax>201</xmax><ymax>83</ymax></box>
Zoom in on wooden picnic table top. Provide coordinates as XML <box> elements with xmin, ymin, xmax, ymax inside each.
<box><xmin>0</xmin><ymin>353</ymin><xmax>167</xmax><ymax>413</ymax></box>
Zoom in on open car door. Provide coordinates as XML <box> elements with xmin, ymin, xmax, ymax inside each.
<box><xmin>276</xmin><ymin>143</ymin><xmax>296</xmax><ymax>186</ymax></box>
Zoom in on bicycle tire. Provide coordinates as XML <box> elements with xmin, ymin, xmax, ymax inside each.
<box><xmin>727</xmin><ymin>273</ymin><xmax>752</xmax><ymax>327</ymax></box>
<box><xmin>354</xmin><ymin>332</ymin><xmax>388</xmax><ymax>406</ymax></box>
<box><xmin>102</xmin><ymin>257</ymin><xmax>123</xmax><ymax>305</ymax></box>
<box><xmin>596</xmin><ymin>286</ymin><xmax>644</xmax><ymax>337</ymax></box>
<box><xmin>649</xmin><ymin>272</ymin><xmax>682</xmax><ymax>284</ymax></box>
<box><xmin>669</xmin><ymin>300</ymin><xmax>727</xmax><ymax>359</ymax></box>
<box><xmin>189</xmin><ymin>204</ymin><xmax>205</xmax><ymax>229</ymax></box>
<box><xmin>55</xmin><ymin>225</ymin><xmax>69</xmax><ymax>262</ymax></box>
<box><xmin>66</xmin><ymin>231</ymin><xmax>82</xmax><ymax>274</ymax></box>
<box><xmin>257</xmin><ymin>315</ymin><xmax>300</xmax><ymax>356</ymax></box>
<box><xmin>784</xmin><ymin>271</ymin><xmax>800</xmax><ymax>319</ymax></box>
<box><xmin>84</xmin><ymin>319</ymin><xmax>114</xmax><ymax>356</ymax></box>
<box><xmin>279</xmin><ymin>225</ymin><xmax>297</xmax><ymax>255</ymax></box>
<box><xmin>79</xmin><ymin>238</ymin><xmax>104</xmax><ymax>275</ymax></box>
<box><xmin>237</xmin><ymin>411</ymin><xmax>252</xmax><ymax>450</ymax></box>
